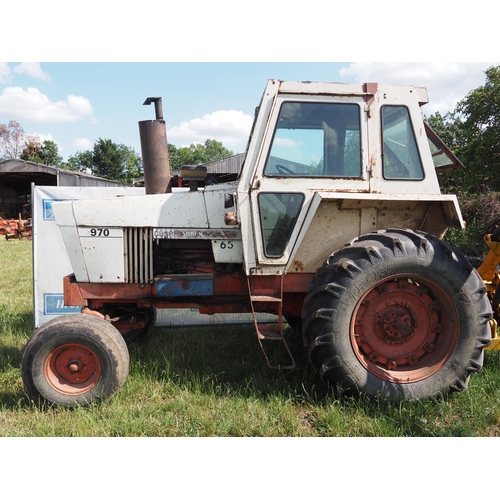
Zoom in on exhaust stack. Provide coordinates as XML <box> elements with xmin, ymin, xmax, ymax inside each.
<box><xmin>139</xmin><ymin>97</ymin><xmax>172</xmax><ymax>194</ymax></box>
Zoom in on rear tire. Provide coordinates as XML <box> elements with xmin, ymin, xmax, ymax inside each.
<box><xmin>22</xmin><ymin>314</ymin><xmax>130</xmax><ymax>407</ymax></box>
<box><xmin>302</xmin><ymin>229</ymin><xmax>492</xmax><ymax>401</ymax></box>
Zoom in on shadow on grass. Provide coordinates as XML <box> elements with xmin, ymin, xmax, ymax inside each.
<box><xmin>128</xmin><ymin>323</ymin><xmax>329</xmax><ymax>403</ymax></box>
<box><xmin>0</xmin><ymin>388</ymin><xmax>36</xmax><ymax>410</ymax></box>
<box><xmin>0</xmin><ymin>309</ymin><xmax>33</xmax><ymax>378</ymax></box>
<box><xmin>0</xmin><ymin>343</ymin><xmax>32</xmax><ymax>410</ymax></box>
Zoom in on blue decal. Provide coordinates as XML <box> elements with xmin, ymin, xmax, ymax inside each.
<box><xmin>155</xmin><ymin>278</ymin><xmax>213</xmax><ymax>297</ymax></box>
<box><xmin>44</xmin><ymin>293</ymin><xmax>81</xmax><ymax>315</ymax></box>
<box><xmin>42</xmin><ymin>199</ymin><xmax>66</xmax><ymax>221</ymax></box>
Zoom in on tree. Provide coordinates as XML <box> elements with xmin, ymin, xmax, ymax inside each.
<box><xmin>20</xmin><ymin>134</ymin><xmax>42</xmax><ymax>163</ymax></box>
<box><xmin>1</xmin><ymin>120</ymin><xmax>63</xmax><ymax>167</ymax></box>
<box><xmin>91</xmin><ymin>138</ymin><xmax>142</xmax><ymax>182</ymax></box>
<box><xmin>425</xmin><ymin>66</ymin><xmax>500</xmax><ymax>256</ymax></box>
<box><xmin>168</xmin><ymin>139</ymin><xmax>233</xmax><ymax>172</ymax></box>
<box><xmin>21</xmin><ymin>138</ymin><xmax>63</xmax><ymax>167</ymax></box>
<box><xmin>0</xmin><ymin>120</ymin><xmax>25</xmax><ymax>161</ymax></box>
<box><xmin>167</xmin><ymin>143</ymin><xmax>181</xmax><ymax>172</ymax></box>
<box><xmin>203</xmin><ymin>139</ymin><xmax>234</xmax><ymax>162</ymax></box>
<box><xmin>65</xmin><ymin>138</ymin><xmax>143</xmax><ymax>182</ymax></box>
<box><xmin>425</xmin><ymin>111</ymin><xmax>460</xmax><ymax>151</ymax></box>
<box><xmin>426</xmin><ymin>111</ymin><xmax>466</xmax><ymax>194</ymax></box>
<box><xmin>432</xmin><ymin>65</ymin><xmax>500</xmax><ymax>195</ymax></box>
<box><xmin>454</xmin><ymin>65</ymin><xmax>500</xmax><ymax>193</ymax></box>
<box><xmin>122</xmin><ymin>146</ymin><xmax>142</xmax><ymax>181</ymax></box>
<box><xmin>39</xmin><ymin>140</ymin><xmax>63</xmax><ymax>167</ymax></box>
<box><xmin>91</xmin><ymin>138</ymin><xmax>128</xmax><ymax>180</ymax></box>
<box><xmin>63</xmin><ymin>150</ymin><xmax>93</xmax><ymax>173</ymax></box>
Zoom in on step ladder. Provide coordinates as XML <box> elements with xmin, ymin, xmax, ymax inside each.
<box><xmin>247</xmin><ymin>275</ymin><xmax>296</xmax><ymax>370</ymax></box>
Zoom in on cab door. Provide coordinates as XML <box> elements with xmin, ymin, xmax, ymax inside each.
<box><xmin>249</xmin><ymin>94</ymin><xmax>369</xmax><ymax>269</ymax></box>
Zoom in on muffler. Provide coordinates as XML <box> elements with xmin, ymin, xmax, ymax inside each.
<box><xmin>139</xmin><ymin>97</ymin><xmax>172</xmax><ymax>194</ymax></box>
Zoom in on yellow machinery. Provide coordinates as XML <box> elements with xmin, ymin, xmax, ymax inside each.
<box><xmin>477</xmin><ymin>221</ymin><xmax>500</xmax><ymax>350</ymax></box>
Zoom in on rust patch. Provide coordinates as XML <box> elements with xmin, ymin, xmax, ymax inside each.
<box><xmin>64</xmin><ymin>274</ymin><xmax>89</xmax><ymax>306</ymax></box>
<box><xmin>292</xmin><ymin>260</ymin><xmax>305</xmax><ymax>272</ymax></box>
<box><xmin>363</xmin><ymin>82</ymin><xmax>378</xmax><ymax>106</ymax></box>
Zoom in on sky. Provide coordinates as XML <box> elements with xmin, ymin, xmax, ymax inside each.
<box><xmin>2</xmin><ymin>2</ymin><xmax>497</xmax><ymax>163</ymax></box>
<box><xmin>0</xmin><ymin>61</ymin><xmax>497</xmax><ymax>162</ymax></box>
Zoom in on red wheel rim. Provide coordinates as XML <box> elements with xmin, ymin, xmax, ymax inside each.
<box><xmin>351</xmin><ymin>275</ymin><xmax>459</xmax><ymax>383</ymax></box>
<box><xmin>45</xmin><ymin>343</ymin><xmax>102</xmax><ymax>395</ymax></box>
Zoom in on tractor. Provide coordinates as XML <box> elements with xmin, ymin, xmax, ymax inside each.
<box><xmin>21</xmin><ymin>79</ymin><xmax>496</xmax><ymax>407</ymax></box>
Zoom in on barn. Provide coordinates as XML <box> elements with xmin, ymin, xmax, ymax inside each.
<box><xmin>0</xmin><ymin>159</ymin><xmax>128</xmax><ymax>218</ymax></box>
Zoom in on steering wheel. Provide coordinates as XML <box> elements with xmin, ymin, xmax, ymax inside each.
<box><xmin>275</xmin><ymin>164</ymin><xmax>295</xmax><ymax>175</ymax></box>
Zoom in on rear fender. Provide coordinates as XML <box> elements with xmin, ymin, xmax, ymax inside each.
<box><xmin>287</xmin><ymin>192</ymin><xmax>463</xmax><ymax>274</ymax></box>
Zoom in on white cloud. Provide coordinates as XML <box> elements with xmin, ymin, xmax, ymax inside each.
<box><xmin>0</xmin><ymin>63</ymin><xmax>12</xmax><ymax>83</ymax></box>
<box><xmin>0</xmin><ymin>87</ymin><xmax>94</xmax><ymax>124</ymax></box>
<box><xmin>72</xmin><ymin>138</ymin><xmax>93</xmax><ymax>151</ymax></box>
<box><xmin>339</xmin><ymin>62</ymin><xmax>498</xmax><ymax>115</ymax></box>
<box><xmin>33</xmin><ymin>132</ymin><xmax>54</xmax><ymax>143</ymax></box>
<box><xmin>274</xmin><ymin>137</ymin><xmax>298</xmax><ymax>148</ymax></box>
<box><xmin>168</xmin><ymin>109</ymin><xmax>253</xmax><ymax>152</ymax></box>
<box><xmin>13</xmin><ymin>63</ymin><xmax>51</xmax><ymax>82</ymax></box>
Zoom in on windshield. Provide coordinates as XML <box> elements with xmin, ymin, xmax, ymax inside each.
<box><xmin>264</xmin><ymin>101</ymin><xmax>362</xmax><ymax>178</ymax></box>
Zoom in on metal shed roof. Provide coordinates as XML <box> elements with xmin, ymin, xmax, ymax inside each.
<box><xmin>204</xmin><ymin>153</ymin><xmax>245</xmax><ymax>175</ymax></box>
<box><xmin>0</xmin><ymin>159</ymin><xmax>128</xmax><ymax>196</ymax></box>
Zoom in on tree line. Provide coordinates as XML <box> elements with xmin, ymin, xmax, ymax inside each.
<box><xmin>0</xmin><ymin>121</ymin><xmax>233</xmax><ymax>184</ymax></box>
<box><xmin>426</xmin><ymin>65</ymin><xmax>500</xmax><ymax>256</ymax></box>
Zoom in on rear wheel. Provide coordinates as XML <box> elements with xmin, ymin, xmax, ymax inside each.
<box><xmin>22</xmin><ymin>314</ymin><xmax>130</xmax><ymax>407</ymax></box>
<box><xmin>302</xmin><ymin>229</ymin><xmax>492</xmax><ymax>401</ymax></box>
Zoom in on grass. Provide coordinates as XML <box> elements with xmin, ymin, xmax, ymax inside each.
<box><xmin>1</xmin><ymin>236</ymin><xmax>500</xmax><ymax>437</ymax></box>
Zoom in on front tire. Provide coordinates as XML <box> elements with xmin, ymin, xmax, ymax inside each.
<box><xmin>22</xmin><ymin>314</ymin><xmax>130</xmax><ymax>407</ymax></box>
<box><xmin>302</xmin><ymin>229</ymin><xmax>492</xmax><ymax>401</ymax></box>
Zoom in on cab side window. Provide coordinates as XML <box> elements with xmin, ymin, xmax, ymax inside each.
<box><xmin>258</xmin><ymin>193</ymin><xmax>304</xmax><ymax>257</ymax></box>
<box><xmin>381</xmin><ymin>106</ymin><xmax>424</xmax><ymax>180</ymax></box>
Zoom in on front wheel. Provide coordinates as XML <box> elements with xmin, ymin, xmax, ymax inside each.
<box><xmin>302</xmin><ymin>229</ymin><xmax>492</xmax><ymax>401</ymax></box>
<box><xmin>22</xmin><ymin>314</ymin><xmax>130</xmax><ymax>407</ymax></box>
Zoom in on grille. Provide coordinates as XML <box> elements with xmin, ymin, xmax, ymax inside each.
<box><xmin>123</xmin><ymin>228</ymin><xmax>154</xmax><ymax>283</ymax></box>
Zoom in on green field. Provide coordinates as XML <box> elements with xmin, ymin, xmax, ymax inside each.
<box><xmin>1</xmin><ymin>237</ymin><xmax>500</xmax><ymax>437</ymax></box>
